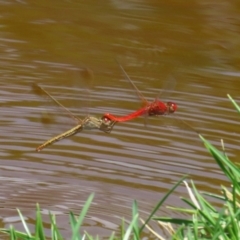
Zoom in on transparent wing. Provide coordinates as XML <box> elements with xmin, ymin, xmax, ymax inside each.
<box><xmin>66</xmin><ymin>67</ymin><xmax>94</xmax><ymax>119</ymax></box>
<box><xmin>155</xmin><ymin>76</ymin><xmax>177</xmax><ymax>101</ymax></box>
<box><xmin>32</xmin><ymin>83</ymin><xmax>80</xmax><ymax>124</ymax></box>
<box><xmin>79</xmin><ymin>67</ymin><xmax>94</xmax><ymax>117</ymax></box>
<box><xmin>115</xmin><ymin>59</ymin><xmax>149</xmax><ymax>106</ymax></box>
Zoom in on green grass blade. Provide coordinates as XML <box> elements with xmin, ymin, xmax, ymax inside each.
<box><xmin>36</xmin><ymin>203</ymin><xmax>45</xmax><ymax>240</ymax></box>
<box><xmin>132</xmin><ymin>200</ymin><xmax>139</xmax><ymax>240</ymax></box>
<box><xmin>186</xmin><ymin>226</ymin><xmax>195</xmax><ymax>240</ymax></box>
<box><xmin>153</xmin><ymin>217</ymin><xmax>194</xmax><ymax>225</ymax></box>
<box><xmin>200</xmin><ymin>134</ymin><xmax>239</xmax><ymax>174</ymax></box>
<box><xmin>190</xmin><ymin>180</ymin><xmax>217</xmax><ymax>213</ymax></box>
<box><xmin>211</xmin><ymin>208</ymin><xmax>228</xmax><ymax>240</ymax></box>
<box><xmin>176</xmin><ymin>195</ymin><xmax>216</xmax><ymax>226</ymax></box>
<box><xmin>0</xmin><ymin>229</ymin><xmax>35</xmax><ymax>239</ymax></box>
<box><xmin>192</xmin><ymin>214</ymin><xmax>198</xmax><ymax>240</ymax></box>
<box><xmin>140</xmin><ymin>175</ymin><xmax>187</xmax><ymax>233</ymax></box>
<box><xmin>179</xmin><ymin>198</ymin><xmax>199</xmax><ymax>212</ymax></box>
<box><xmin>202</xmin><ymin>192</ymin><xmax>225</xmax><ymax>201</ymax></box>
<box><xmin>227</xmin><ymin>94</ymin><xmax>240</xmax><ymax>113</ymax></box>
<box><xmin>123</xmin><ymin>214</ymin><xmax>138</xmax><ymax>240</ymax></box>
<box><xmin>17</xmin><ymin>208</ymin><xmax>32</xmax><ymax>237</ymax></box>
<box><xmin>84</xmin><ymin>231</ymin><xmax>92</xmax><ymax>240</ymax></box>
<box><xmin>199</xmin><ymin>135</ymin><xmax>240</xmax><ymax>189</ymax></box>
<box><xmin>69</xmin><ymin>211</ymin><xmax>78</xmax><ymax>234</ymax></box>
<box><xmin>121</xmin><ymin>218</ymin><xmax>125</xmax><ymax>239</ymax></box>
<box><xmin>190</xmin><ymin>180</ymin><xmax>217</xmax><ymax>225</ymax></box>
<box><xmin>232</xmin><ymin>180</ymin><xmax>237</xmax><ymax>213</ymax></box>
<box><xmin>50</xmin><ymin>213</ymin><xmax>57</xmax><ymax>240</ymax></box>
<box><xmin>49</xmin><ymin>212</ymin><xmax>64</xmax><ymax>240</ymax></box>
<box><xmin>167</xmin><ymin>206</ymin><xmax>197</xmax><ymax>215</ymax></box>
<box><xmin>172</xmin><ymin>224</ymin><xmax>185</xmax><ymax>239</ymax></box>
<box><xmin>108</xmin><ymin>231</ymin><xmax>115</xmax><ymax>240</ymax></box>
<box><xmin>71</xmin><ymin>193</ymin><xmax>95</xmax><ymax>240</ymax></box>
<box><xmin>9</xmin><ymin>226</ymin><xmax>16</xmax><ymax>240</ymax></box>
<box><xmin>225</xmin><ymin>202</ymin><xmax>240</xmax><ymax>239</ymax></box>
<box><xmin>197</xmin><ymin>208</ymin><xmax>216</xmax><ymax>226</ymax></box>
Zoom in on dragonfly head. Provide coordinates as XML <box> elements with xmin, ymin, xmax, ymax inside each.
<box><xmin>100</xmin><ymin>114</ymin><xmax>117</xmax><ymax>133</ymax></box>
<box><xmin>166</xmin><ymin>102</ymin><xmax>177</xmax><ymax>114</ymax></box>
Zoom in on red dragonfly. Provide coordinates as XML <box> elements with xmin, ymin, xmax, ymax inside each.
<box><xmin>103</xmin><ymin>62</ymin><xmax>177</xmax><ymax>123</ymax></box>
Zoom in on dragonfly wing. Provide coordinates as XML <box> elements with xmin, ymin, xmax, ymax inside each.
<box><xmin>155</xmin><ymin>76</ymin><xmax>176</xmax><ymax>101</ymax></box>
<box><xmin>78</xmin><ymin>67</ymin><xmax>94</xmax><ymax>117</ymax></box>
<box><xmin>115</xmin><ymin>59</ymin><xmax>149</xmax><ymax>106</ymax></box>
<box><xmin>32</xmin><ymin>83</ymin><xmax>80</xmax><ymax>123</ymax></box>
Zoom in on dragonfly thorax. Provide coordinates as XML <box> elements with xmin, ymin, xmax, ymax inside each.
<box><xmin>148</xmin><ymin>101</ymin><xmax>167</xmax><ymax>116</ymax></box>
<box><xmin>83</xmin><ymin>117</ymin><xmax>102</xmax><ymax>130</ymax></box>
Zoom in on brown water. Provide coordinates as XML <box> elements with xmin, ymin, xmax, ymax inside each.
<box><xmin>0</xmin><ymin>0</ymin><xmax>240</xmax><ymax>238</ymax></box>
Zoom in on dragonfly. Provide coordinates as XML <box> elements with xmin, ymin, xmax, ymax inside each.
<box><xmin>102</xmin><ymin>62</ymin><xmax>200</xmax><ymax>136</ymax></box>
<box><xmin>33</xmin><ymin>83</ymin><xmax>116</xmax><ymax>152</ymax></box>
<box><xmin>102</xmin><ymin>62</ymin><xmax>177</xmax><ymax>123</ymax></box>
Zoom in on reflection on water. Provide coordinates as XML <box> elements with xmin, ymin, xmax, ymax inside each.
<box><xmin>0</xmin><ymin>0</ymin><xmax>240</xmax><ymax>238</ymax></box>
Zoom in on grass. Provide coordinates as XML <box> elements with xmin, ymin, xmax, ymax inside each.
<box><xmin>0</xmin><ymin>94</ymin><xmax>239</xmax><ymax>239</ymax></box>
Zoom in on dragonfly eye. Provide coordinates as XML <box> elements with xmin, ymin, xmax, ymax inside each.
<box><xmin>101</xmin><ymin>115</ymin><xmax>115</xmax><ymax>126</ymax></box>
<box><xmin>166</xmin><ymin>102</ymin><xmax>177</xmax><ymax>113</ymax></box>
<box><xmin>102</xmin><ymin>114</ymin><xmax>111</xmax><ymax>123</ymax></box>
<box><xmin>100</xmin><ymin>115</ymin><xmax>116</xmax><ymax>133</ymax></box>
